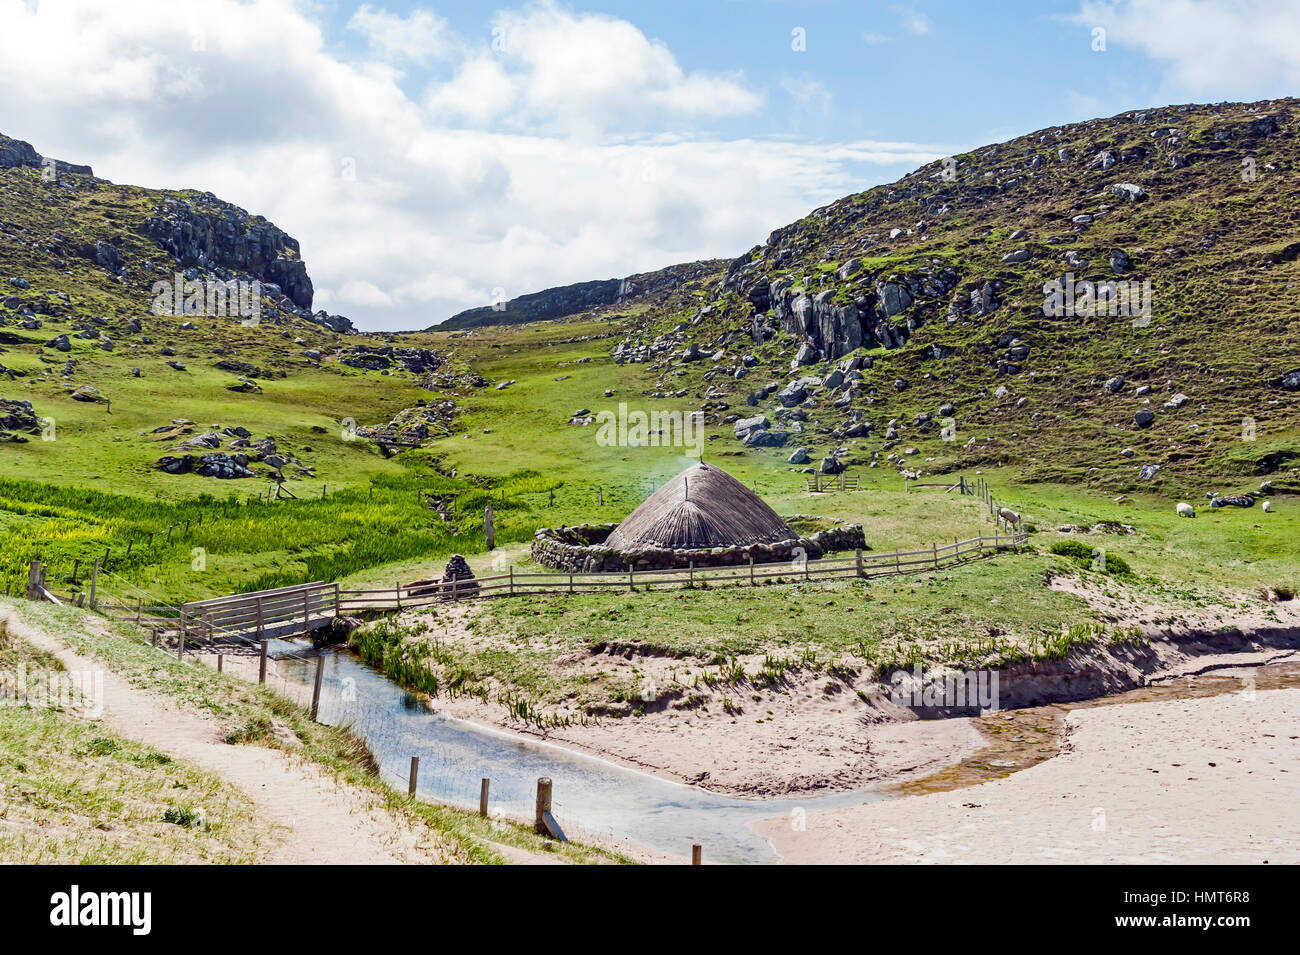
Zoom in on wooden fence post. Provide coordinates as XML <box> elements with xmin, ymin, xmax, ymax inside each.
<box><xmin>259</xmin><ymin>640</ymin><xmax>268</xmax><ymax>684</ymax></box>
<box><xmin>256</xmin><ymin>596</ymin><xmax>264</xmax><ymax>639</ymax></box>
<box><xmin>534</xmin><ymin>777</ymin><xmax>552</xmax><ymax>833</ymax></box>
<box><xmin>25</xmin><ymin>560</ymin><xmax>41</xmax><ymax>601</ymax></box>
<box><xmin>408</xmin><ymin>756</ymin><xmax>420</xmax><ymax>796</ymax></box>
<box><xmin>509</xmin><ymin>566</ymin><xmax>514</xmax><ymax>596</ymax></box>
<box><xmin>396</xmin><ymin>582</ymin><xmax>403</xmax><ymax>611</ymax></box>
<box><xmin>135</xmin><ymin>597</ymin><xmax>143</xmax><ymax>623</ymax></box>
<box><xmin>855</xmin><ymin>548</ymin><xmax>863</xmax><ymax>578</ymax></box>
<box><xmin>749</xmin><ymin>556</ymin><xmax>755</xmax><ymax>586</ymax></box>
<box><xmin>692</xmin><ymin>844</ymin><xmax>702</xmax><ymax>866</ymax></box>
<box><xmin>177</xmin><ymin>611</ymin><xmax>187</xmax><ymax>659</ymax></box>
<box><xmin>479</xmin><ymin>778</ymin><xmax>490</xmax><ymax>816</ymax></box>
<box><xmin>217</xmin><ymin>653</ymin><xmax>224</xmax><ymax>673</ymax></box>
<box><xmin>89</xmin><ymin>558</ymin><xmax>100</xmax><ymax>610</ymax></box>
<box><xmin>311</xmin><ymin>653</ymin><xmax>326</xmax><ymax>721</ymax></box>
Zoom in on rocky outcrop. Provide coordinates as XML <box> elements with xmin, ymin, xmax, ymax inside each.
<box><xmin>436</xmin><ymin>260</ymin><xmax>727</xmax><ymax>330</ymax></box>
<box><xmin>0</xmin><ymin>397</ymin><xmax>41</xmax><ymax>440</ymax></box>
<box><xmin>733</xmin><ymin>264</ymin><xmax>962</xmax><ymax>361</ymax></box>
<box><xmin>441</xmin><ymin>279</ymin><xmax>621</xmax><ymax>330</ymax></box>
<box><xmin>155</xmin><ymin>453</ymin><xmax>255</xmax><ymax>478</ymax></box>
<box><xmin>0</xmin><ymin>135</ymin><xmax>93</xmax><ymax>177</ymax></box>
<box><xmin>143</xmin><ymin>194</ymin><xmax>314</xmax><ymax>309</ymax></box>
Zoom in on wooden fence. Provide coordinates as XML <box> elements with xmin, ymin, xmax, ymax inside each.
<box><xmin>24</xmin><ymin>514</ymin><xmax>1027</xmax><ymax>647</ymax></box>
<box><xmin>805</xmin><ymin>473</ymin><xmax>862</xmax><ymax>492</ymax></box>
<box><xmin>335</xmin><ymin>527</ymin><xmax>1027</xmax><ymax>614</ymax></box>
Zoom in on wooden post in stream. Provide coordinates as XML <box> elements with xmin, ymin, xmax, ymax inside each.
<box><xmin>479</xmin><ymin>778</ymin><xmax>490</xmax><ymax>816</ymax></box>
<box><xmin>408</xmin><ymin>756</ymin><xmax>420</xmax><ymax>796</ymax></box>
<box><xmin>311</xmin><ymin>654</ymin><xmax>326</xmax><ymax>721</ymax></box>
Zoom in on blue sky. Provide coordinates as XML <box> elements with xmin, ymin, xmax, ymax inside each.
<box><xmin>1</xmin><ymin>0</ymin><xmax>1297</xmax><ymax>329</ymax></box>
<box><xmin>320</xmin><ymin>0</ymin><xmax>1167</xmax><ymax>149</ymax></box>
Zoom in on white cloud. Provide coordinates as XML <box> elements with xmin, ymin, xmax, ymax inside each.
<box><xmin>862</xmin><ymin>31</ymin><xmax>891</xmax><ymax>46</ymax></box>
<box><xmin>1073</xmin><ymin>0</ymin><xmax>1300</xmax><ymax>99</ymax></box>
<box><xmin>893</xmin><ymin>6</ymin><xmax>934</xmax><ymax>36</ymax></box>
<box><xmin>781</xmin><ymin>75</ymin><xmax>833</xmax><ymax>114</ymax></box>
<box><xmin>424</xmin><ymin>2</ymin><xmax>764</xmax><ymax>134</ymax></box>
<box><xmin>347</xmin><ymin>4</ymin><xmax>458</xmax><ymax>65</ymax></box>
<box><xmin>0</xmin><ymin>0</ymin><xmax>949</xmax><ymax>330</ymax></box>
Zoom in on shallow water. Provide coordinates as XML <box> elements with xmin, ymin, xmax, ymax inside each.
<box><xmin>271</xmin><ymin>643</ymin><xmax>884</xmax><ymax>863</ymax></box>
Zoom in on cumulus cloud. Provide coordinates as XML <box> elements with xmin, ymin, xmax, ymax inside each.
<box><xmin>1072</xmin><ymin>0</ymin><xmax>1300</xmax><ymax>99</ymax></box>
<box><xmin>0</xmin><ymin>0</ymin><xmax>948</xmax><ymax>330</ymax></box>
<box><xmin>424</xmin><ymin>2</ymin><xmax>763</xmax><ymax>134</ymax></box>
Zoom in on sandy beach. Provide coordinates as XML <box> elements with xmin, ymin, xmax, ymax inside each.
<box><xmin>755</xmin><ymin>681</ymin><xmax>1300</xmax><ymax>864</ymax></box>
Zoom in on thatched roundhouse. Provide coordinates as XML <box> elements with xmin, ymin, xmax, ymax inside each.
<box><xmin>606</xmin><ymin>462</ymin><xmax>796</xmax><ymax>551</ymax></box>
<box><xmin>531</xmin><ymin>461</ymin><xmax>865</xmax><ymax>572</ymax></box>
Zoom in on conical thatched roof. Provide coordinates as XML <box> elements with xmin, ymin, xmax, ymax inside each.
<box><xmin>606</xmin><ymin>462</ymin><xmax>796</xmax><ymax>552</ymax></box>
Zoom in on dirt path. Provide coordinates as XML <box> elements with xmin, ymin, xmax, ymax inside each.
<box><xmin>1</xmin><ymin>607</ymin><xmax>464</xmax><ymax>865</ymax></box>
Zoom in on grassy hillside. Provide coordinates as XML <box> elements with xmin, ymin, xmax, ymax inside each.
<box><xmin>2</xmin><ymin>101</ymin><xmax>1298</xmax><ymax>624</ymax></box>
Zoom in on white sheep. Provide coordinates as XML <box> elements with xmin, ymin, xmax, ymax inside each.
<box><xmin>1176</xmin><ymin>501</ymin><xmax>1196</xmax><ymax>518</ymax></box>
<box><xmin>1262</xmin><ymin>500</ymin><xmax>1272</xmax><ymax>513</ymax></box>
<box><xmin>997</xmin><ymin>507</ymin><xmax>1021</xmax><ymax>526</ymax></box>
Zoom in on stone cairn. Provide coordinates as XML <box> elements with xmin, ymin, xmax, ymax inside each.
<box><xmin>439</xmin><ymin>554</ymin><xmax>479</xmax><ymax>599</ymax></box>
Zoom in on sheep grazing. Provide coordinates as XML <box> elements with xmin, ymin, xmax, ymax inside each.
<box><xmin>1176</xmin><ymin>502</ymin><xmax>1196</xmax><ymax>518</ymax></box>
<box><xmin>1262</xmin><ymin>500</ymin><xmax>1272</xmax><ymax>513</ymax></box>
<box><xmin>997</xmin><ymin>507</ymin><xmax>1021</xmax><ymax>526</ymax></box>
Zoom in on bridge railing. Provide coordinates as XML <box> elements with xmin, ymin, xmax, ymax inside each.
<box><xmin>179</xmin><ymin>581</ymin><xmax>339</xmax><ymax>642</ymax></box>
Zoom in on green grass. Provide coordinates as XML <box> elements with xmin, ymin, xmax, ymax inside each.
<box><xmin>1</xmin><ymin>599</ymin><xmax>631</xmax><ymax>864</ymax></box>
<box><xmin>0</xmin><ymin>613</ymin><xmax>270</xmax><ymax>863</ymax></box>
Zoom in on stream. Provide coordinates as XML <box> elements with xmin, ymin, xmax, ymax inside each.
<box><xmin>270</xmin><ymin>641</ymin><xmax>884</xmax><ymax>863</ymax></box>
